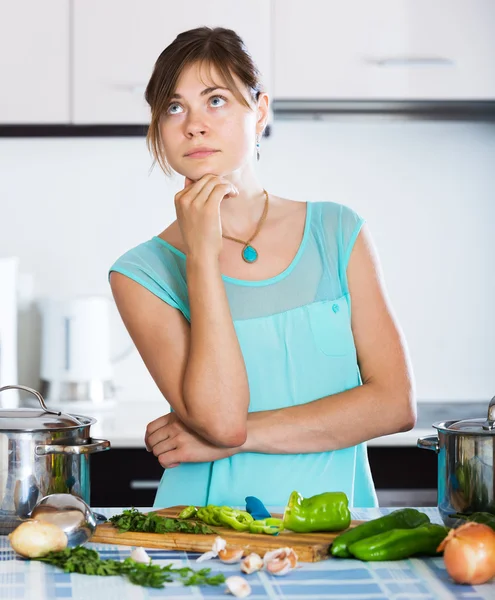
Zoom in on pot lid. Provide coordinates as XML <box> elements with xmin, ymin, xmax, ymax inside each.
<box><xmin>437</xmin><ymin>395</ymin><xmax>495</xmax><ymax>435</ymax></box>
<box><xmin>0</xmin><ymin>408</ymin><xmax>85</xmax><ymax>431</ymax></box>
<box><xmin>443</xmin><ymin>417</ymin><xmax>495</xmax><ymax>435</ymax></box>
<box><xmin>0</xmin><ymin>385</ymin><xmax>85</xmax><ymax>431</ymax></box>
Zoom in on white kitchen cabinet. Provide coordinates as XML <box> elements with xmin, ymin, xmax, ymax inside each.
<box><xmin>274</xmin><ymin>0</ymin><xmax>495</xmax><ymax>100</ymax></box>
<box><xmin>0</xmin><ymin>0</ymin><xmax>69</xmax><ymax>122</ymax></box>
<box><xmin>73</xmin><ymin>0</ymin><xmax>271</xmax><ymax>124</ymax></box>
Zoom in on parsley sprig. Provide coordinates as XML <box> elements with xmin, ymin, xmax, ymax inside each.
<box><xmin>109</xmin><ymin>508</ymin><xmax>215</xmax><ymax>535</ymax></box>
<box><xmin>37</xmin><ymin>546</ymin><xmax>225</xmax><ymax>589</ymax></box>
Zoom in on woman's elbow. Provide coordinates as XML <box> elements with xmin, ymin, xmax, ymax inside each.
<box><xmin>397</xmin><ymin>390</ymin><xmax>417</xmax><ymax>432</ymax></box>
<box><xmin>205</xmin><ymin>425</ymin><xmax>247</xmax><ymax>448</ymax></box>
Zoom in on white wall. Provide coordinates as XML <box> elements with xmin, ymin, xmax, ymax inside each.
<box><xmin>1</xmin><ymin>118</ymin><xmax>494</xmax><ymax>404</ymax></box>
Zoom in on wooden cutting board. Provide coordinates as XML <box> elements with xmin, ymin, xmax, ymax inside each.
<box><xmin>92</xmin><ymin>506</ymin><xmax>364</xmax><ymax>562</ymax></box>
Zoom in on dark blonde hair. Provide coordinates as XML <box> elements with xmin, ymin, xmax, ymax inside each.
<box><xmin>145</xmin><ymin>27</ymin><xmax>265</xmax><ymax>175</ymax></box>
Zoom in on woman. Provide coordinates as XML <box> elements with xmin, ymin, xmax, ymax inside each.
<box><xmin>109</xmin><ymin>26</ymin><xmax>416</xmax><ymax>509</ymax></box>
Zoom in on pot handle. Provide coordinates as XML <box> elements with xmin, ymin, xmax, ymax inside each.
<box><xmin>36</xmin><ymin>438</ymin><xmax>111</xmax><ymax>456</ymax></box>
<box><xmin>417</xmin><ymin>435</ymin><xmax>439</xmax><ymax>453</ymax></box>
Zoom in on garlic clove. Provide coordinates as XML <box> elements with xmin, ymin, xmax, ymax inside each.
<box><xmin>225</xmin><ymin>575</ymin><xmax>252</xmax><ymax>598</ymax></box>
<box><xmin>130</xmin><ymin>547</ymin><xmax>151</xmax><ymax>564</ymax></box>
<box><xmin>196</xmin><ymin>535</ymin><xmax>227</xmax><ymax>562</ymax></box>
<box><xmin>241</xmin><ymin>552</ymin><xmax>263</xmax><ymax>574</ymax></box>
<box><xmin>263</xmin><ymin>547</ymin><xmax>298</xmax><ymax>576</ymax></box>
<box><xmin>218</xmin><ymin>547</ymin><xmax>244</xmax><ymax>563</ymax></box>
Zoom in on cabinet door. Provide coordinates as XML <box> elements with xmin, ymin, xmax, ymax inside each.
<box><xmin>274</xmin><ymin>0</ymin><xmax>495</xmax><ymax>100</ymax></box>
<box><xmin>0</xmin><ymin>0</ymin><xmax>69</xmax><ymax>122</ymax></box>
<box><xmin>73</xmin><ymin>0</ymin><xmax>271</xmax><ymax>124</ymax></box>
<box><xmin>404</xmin><ymin>0</ymin><xmax>495</xmax><ymax>99</ymax></box>
<box><xmin>274</xmin><ymin>0</ymin><xmax>410</xmax><ymax>100</ymax></box>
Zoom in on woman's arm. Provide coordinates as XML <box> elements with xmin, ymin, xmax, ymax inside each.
<box><xmin>111</xmin><ymin>262</ymin><xmax>249</xmax><ymax>448</ymax></box>
<box><xmin>241</xmin><ymin>223</ymin><xmax>416</xmax><ymax>453</ymax></box>
<box><xmin>148</xmin><ymin>223</ymin><xmax>416</xmax><ymax>464</ymax></box>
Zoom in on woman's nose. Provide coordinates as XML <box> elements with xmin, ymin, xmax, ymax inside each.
<box><xmin>185</xmin><ymin>111</ymin><xmax>209</xmax><ymax>137</ymax></box>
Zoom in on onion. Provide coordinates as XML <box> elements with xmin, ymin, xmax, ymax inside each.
<box><xmin>9</xmin><ymin>520</ymin><xmax>68</xmax><ymax>558</ymax></box>
<box><xmin>438</xmin><ymin>522</ymin><xmax>495</xmax><ymax>585</ymax></box>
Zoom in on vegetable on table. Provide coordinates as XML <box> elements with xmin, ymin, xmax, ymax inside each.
<box><xmin>9</xmin><ymin>520</ymin><xmax>68</xmax><ymax>558</ymax></box>
<box><xmin>438</xmin><ymin>522</ymin><xmax>495</xmax><ymax>585</ymax></box>
<box><xmin>283</xmin><ymin>491</ymin><xmax>351</xmax><ymax>533</ymax></box>
<box><xmin>109</xmin><ymin>508</ymin><xmax>215</xmax><ymax>534</ymax></box>
<box><xmin>36</xmin><ymin>546</ymin><xmax>226</xmax><ymax>589</ymax></box>
<box><xmin>182</xmin><ymin>505</ymin><xmax>264</xmax><ymax>533</ymax></box>
<box><xmin>450</xmin><ymin>511</ymin><xmax>495</xmax><ymax>531</ymax></box>
<box><xmin>331</xmin><ymin>508</ymin><xmax>430</xmax><ymax>558</ymax></box>
<box><xmin>249</xmin><ymin>518</ymin><xmax>284</xmax><ymax>535</ymax></box>
<box><xmin>348</xmin><ymin>524</ymin><xmax>449</xmax><ymax>561</ymax></box>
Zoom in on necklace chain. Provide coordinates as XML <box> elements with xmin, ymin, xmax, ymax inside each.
<box><xmin>221</xmin><ymin>189</ymin><xmax>269</xmax><ymax>247</ymax></box>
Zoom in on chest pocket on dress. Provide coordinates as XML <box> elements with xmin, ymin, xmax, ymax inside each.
<box><xmin>308</xmin><ymin>296</ymin><xmax>356</xmax><ymax>357</ymax></box>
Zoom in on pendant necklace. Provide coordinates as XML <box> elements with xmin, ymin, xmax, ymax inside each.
<box><xmin>221</xmin><ymin>189</ymin><xmax>269</xmax><ymax>264</ymax></box>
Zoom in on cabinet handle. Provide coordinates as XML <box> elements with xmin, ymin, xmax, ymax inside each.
<box><xmin>130</xmin><ymin>480</ymin><xmax>160</xmax><ymax>490</ymax></box>
<box><xmin>109</xmin><ymin>83</ymin><xmax>146</xmax><ymax>95</ymax></box>
<box><xmin>367</xmin><ymin>56</ymin><xmax>455</xmax><ymax>68</ymax></box>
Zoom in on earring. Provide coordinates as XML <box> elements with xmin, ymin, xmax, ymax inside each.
<box><xmin>256</xmin><ymin>134</ymin><xmax>261</xmax><ymax>161</ymax></box>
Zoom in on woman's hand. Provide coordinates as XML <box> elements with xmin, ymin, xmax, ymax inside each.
<box><xmin>175</xmin><ymin>174</ymin><xmax>238</xmax><ymax>260</ymax></box>
<box><xmin>145</xmin><ymin>412</ymin><xmax>239</xmax><ymax>468</ymax></box>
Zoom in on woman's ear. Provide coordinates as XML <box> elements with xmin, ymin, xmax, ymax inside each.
<box><xmin>256</xmin><ymin>92</ymin><xmax>270</xmax><ymax>134</ymax></box>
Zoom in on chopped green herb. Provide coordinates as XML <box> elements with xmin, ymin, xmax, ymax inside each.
<box><xmin>36</xmin><ymin>546</ymin><xmax>225</xmax><ymax>589</ymax></box>
<box><xmin>109</xmin><ymin>508</ymin><xmax>215</xmax><ymax>535</ymax></box>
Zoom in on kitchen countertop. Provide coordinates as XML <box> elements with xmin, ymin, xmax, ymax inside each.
<box><xmin>41</xmin><ymin>399</ymin><xmax>489</xmax><ymax>449</ymax></box>
<box><xmin>24</xmin><ymin>398</ymin><xmax>490</xmax><ymax>448</ymax></box>
<box><xmin>1</xmin><ymin>506</ymin><xmax>494</xmax><ymax>600</ymax></box>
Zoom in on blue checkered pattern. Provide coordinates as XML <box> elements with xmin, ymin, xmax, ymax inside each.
<box><xmin>1</xmin><ymin>507</ymin><xmax>494</xmax><ymax>599</ymax></box>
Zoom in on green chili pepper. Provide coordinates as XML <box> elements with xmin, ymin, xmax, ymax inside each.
<box><xmin>331</xmin><ymin>508</ymin><xmax>431</xmax><ymax>558</ymax></box>
<box><xmin>249</xmin><ymin>518</ymin><xmax>284</xmax><ymax>535</ymax></box>
<box><xmin>179</xmin><ymin>505</ymin><xmax>198</xmax><ymax>519</ymax></box>
<box><xmin>217</xmin><ymin>507</ymin><xmax>254</xmax><ymax>532</ymax></box>
<box><xmin>348</xmin><ymin>524</ymin><xmax>449</xmax><ymax>561</ymax></box>
<box><xmin>450</xmin><ymin>512</ymin><xmax>495</xmax><ymax>531</ymax></box>
<box><xmin>283</xmin><ymin>490</ymin><xmax>351</xmax><ymax>533</ymax></box>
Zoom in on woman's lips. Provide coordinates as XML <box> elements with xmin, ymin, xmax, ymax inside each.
<box><xmin>185</xmin><ymin>150</ymin><xmax>219</xmax><ymax>159</ymax></box>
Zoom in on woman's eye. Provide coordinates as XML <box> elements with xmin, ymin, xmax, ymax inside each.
<box><xmin>210</xmin><ymin>95</ymin><xmax>227</xmax><ymax>107</ymax></box>
<box><xmin>166</xmin><ymin>95</ymin><xmax>227</xmax><ymax>115</ymax></box>
<box><xmin>167</xmin><ymin>103</ymin><xmax>183</xmax><ymax>115</ymax></box>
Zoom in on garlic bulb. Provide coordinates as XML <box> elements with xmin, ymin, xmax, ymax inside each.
<box><xmin>241</xmin><ymin>553</ymin><xmax>263</xmax><ymax>574</ymax></box>
<box><xmin>9</xmin><ymin>520</ymin><xmax>68</xmax><ymax>558</ymax></box>
<box><xmin>225</xmin><ymin>575</ymin><xmax>252</xmax><ymax>597</ymax></box>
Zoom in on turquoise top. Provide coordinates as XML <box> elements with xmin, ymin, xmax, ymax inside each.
<box><xmin>109</xmin><ymin>201</ymin><xmax>378</xmax><ymax>508</ymax></box>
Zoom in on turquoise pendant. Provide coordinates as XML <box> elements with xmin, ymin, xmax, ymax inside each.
<box><xmin>242</xmin><ymin>245</ymin><xmax>258</xmax><ymax>263</ymax></box>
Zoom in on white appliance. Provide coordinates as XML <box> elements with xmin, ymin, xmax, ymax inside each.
<box><xmin>0</xmin><ymin>257</ymin><xmax>19</xmax><ymax>407</ymax></box>
<box><xmin>39</xmin><ymin>296</ymin><xmax>120</xmax><ymax>404</ymax></box>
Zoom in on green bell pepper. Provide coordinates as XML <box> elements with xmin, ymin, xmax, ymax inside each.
<box><xmin>217</xmin><ymin>507</ymin><xmax>254</xmax><ymax>532</ymax></box>
<box><xmin>348</xmin><ymin>524</ymin><xmax>449</xmax><ymax>561</ymax></box>
<box><xmin>196</xmin><ymin>505</ymin><xmax>224</xmax><ymax>526</ymax></box>
<box><xmin>283</xmin><ymin>490</ymin><xmax>351</xmax><ymax>533</ymax></box>
<box><xmin>249</xmin><ymin>518</ymin><xmax>284</xmax><ymax>535</ymax></box>
<box><xmin>331</xmin><ymin>508</ymin><xmax>431</xmax><ymax>558</ymax></box>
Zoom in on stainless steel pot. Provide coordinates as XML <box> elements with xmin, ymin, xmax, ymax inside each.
<box><xmin>0</xmin><ymin>385</ymin><xmax>110</xmax><ymax>533</ymax></box>
<box><xmin>418</xmin><ymin>395</ymin><xmax>495</xmax><ymax>527</ymax></box>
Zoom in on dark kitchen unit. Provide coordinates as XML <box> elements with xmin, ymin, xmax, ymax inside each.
<box><xmin>89</xmin><ymin>402</ymin><xmax>487</xmax><ymax>508</ymax></box>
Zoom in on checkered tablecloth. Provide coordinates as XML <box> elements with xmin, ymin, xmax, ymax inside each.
<box><xmin>1</xmin><ymin>507</ymin><xmax>494</xmax><ymax>600</ymax></box>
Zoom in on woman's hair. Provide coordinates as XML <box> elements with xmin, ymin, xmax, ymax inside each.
<box><xmin>145</xmin><ymin>26</ymin><xmax>265</xmax><ymax>175</ymax></box>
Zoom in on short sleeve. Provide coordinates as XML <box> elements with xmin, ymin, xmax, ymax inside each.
<box><xmin>108</xmin><ymin>241</ymin><xmax>190</xmax><ymax>321</ymax></box>
<box><xmin>339</xmin><ymin>204</ymin><xmax>365</xmax><ymax>271</ymax></box>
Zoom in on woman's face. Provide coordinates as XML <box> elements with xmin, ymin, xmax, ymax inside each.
<box><xmin>159</xmin><ymin>62</ymin><xmax>266</xmax><ymax>180</ymax></box>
